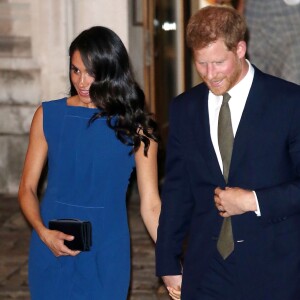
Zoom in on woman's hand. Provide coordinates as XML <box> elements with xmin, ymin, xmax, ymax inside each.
<box><xmin>162</xmin><ymin>275</ymin><xmax>182</xmax><ymax>300</ymax></box>
<box><xmin>40</xmin><ymin>228</ymin><xmax>80</xmax><ymax>257</ymax></box>
<box><xmin>167</xmin><ymin>286</ymin><xmax>181</xmax><ymax>299</ymax></box>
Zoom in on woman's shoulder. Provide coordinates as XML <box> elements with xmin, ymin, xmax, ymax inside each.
<box><xmin>42</xmin><ymin>97</ymin><xmax>67</xmax><ymax>109</ymax></box>
<box><xmin>41</xmin><ymin>98</ymin><xmax>68</xmax><ymax>128</ymax></box>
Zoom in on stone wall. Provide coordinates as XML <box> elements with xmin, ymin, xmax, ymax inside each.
<box><xmin>0</xmin><ymin>0</ymin><xmax>39</xmax><ymax>194</ymax></box>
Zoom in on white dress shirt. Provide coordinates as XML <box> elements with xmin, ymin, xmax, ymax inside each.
<box><xmin>208</xmin><ymin>60</ymin><xmax>261</xmax><ymax>216</ymax></box>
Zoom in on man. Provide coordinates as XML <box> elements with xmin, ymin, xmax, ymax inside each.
<box><xmin>156</xmin><ymin>5</ymin><xmax>300</xmax><ymax>300</ymax></box>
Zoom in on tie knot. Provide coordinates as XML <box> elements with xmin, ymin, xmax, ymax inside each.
<box><xmin>222</xmin><ymin>93</ymin><xmax>231</xmax><ymax>104</ymax></box>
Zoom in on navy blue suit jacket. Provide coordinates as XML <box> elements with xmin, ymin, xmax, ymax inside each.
<box><xmin>156</xmin><ymin>67</ymin><xmax>300</xmax><ymax>300</ymax></box>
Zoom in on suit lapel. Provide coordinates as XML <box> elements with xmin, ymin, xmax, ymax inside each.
<box><xmin>229</xmin><ymin>69</ymin><xmax>266</xmax><ymax>181</ymax></box>
<box><xmin>190</xmin><ymin>85</ymin><xmax>225</xmax><ymax>183</ymax></box>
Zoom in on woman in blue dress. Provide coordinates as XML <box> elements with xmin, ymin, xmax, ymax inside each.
<box><xmin>18</xmin><ymin>26</ymin><xmax>161</xmax><ymax>299</ymax></box>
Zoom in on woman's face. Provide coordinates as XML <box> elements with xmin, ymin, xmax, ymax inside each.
<box><xmin>70</xmin><ymin>50</ymin><xmax>95</xmax><ymax>106</ymax></box>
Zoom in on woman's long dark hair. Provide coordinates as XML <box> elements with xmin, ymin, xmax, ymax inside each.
<box><xmin>69</xmin><ymin>26</ymin><xmax>158</xmax><ymax>155</ymax></box>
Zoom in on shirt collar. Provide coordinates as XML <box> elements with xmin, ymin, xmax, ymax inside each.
<box><xmin>227</xmin><ymin>60</ymin><xmax>254</xmax><ymax>99</ymax></box>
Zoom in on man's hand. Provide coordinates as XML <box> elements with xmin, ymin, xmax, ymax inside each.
<box><xmin>214</xmin><ymin>187</ymin><xmax>257</xmax><ymax>217</ymax></box>
<box><xmin>162</xmin><ymin>275</ymin><xmax>182</xmax><ymax>300</ymax></box>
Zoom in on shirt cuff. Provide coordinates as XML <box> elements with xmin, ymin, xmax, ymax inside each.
<box><xmin>253</xmin><ymin>191</ymin><xmax>261</xmax><ymax>216</ymax></box>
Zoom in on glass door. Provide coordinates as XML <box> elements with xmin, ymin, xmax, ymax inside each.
<box><xmin>152</xmin><ymin>0</ymin><xmax>189</xmax><ymax>144</ymax></box>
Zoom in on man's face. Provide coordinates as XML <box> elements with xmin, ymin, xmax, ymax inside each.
<box><xmin>193</xmin><ymin>38</ymin><xmax>246</xmax><ymax>95</ymax></box>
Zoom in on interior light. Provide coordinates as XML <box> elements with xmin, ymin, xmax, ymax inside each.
<box><xmin>162</xmin><ymin>22</ymin><xmax>176</xmax><ymax>31</ymax></box>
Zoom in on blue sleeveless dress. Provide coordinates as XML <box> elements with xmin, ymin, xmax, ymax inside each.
<box><xmin>28</xmin><ymin>98</ymin><xmax>135</xmax><ymax>299</ymax></box>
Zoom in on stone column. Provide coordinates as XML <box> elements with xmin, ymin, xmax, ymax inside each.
<box><xmin>72</xmin><ymin>0</ymin><xmax>129</xmax><ymax>48</ymax></box>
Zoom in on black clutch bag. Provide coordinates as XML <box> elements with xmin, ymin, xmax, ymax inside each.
<box><xmin>48</xmin><ymin>219</ymin><xmax>92</xmax><ymax>251</ymax></box>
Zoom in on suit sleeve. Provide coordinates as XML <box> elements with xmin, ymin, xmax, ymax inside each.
<box><xmin>156</xmin><ymin>98</ymin><xmax>194</xmax><ymax>276</ymax></box>
<box><xmin>256</xmin><ymin>93</ymin><xmax>300</xmax><ymax>221</ymax></box>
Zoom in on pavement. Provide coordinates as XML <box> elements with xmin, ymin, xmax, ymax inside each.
<box><xmin>0</xmin><ymin>185</ymin><xmax>170</xmax><ymax>300</ymax></box>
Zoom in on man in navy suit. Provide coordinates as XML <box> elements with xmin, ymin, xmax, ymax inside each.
<box><xmin>156</xmin><ymin>5</ymin><xmax>300</xmax><ymax>300</ymax></box>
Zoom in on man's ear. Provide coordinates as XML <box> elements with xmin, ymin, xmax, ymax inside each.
<box><xmin>236</xmin><ymin>41</ymin><xmax>247</xmax><ymax>59</ymax></box>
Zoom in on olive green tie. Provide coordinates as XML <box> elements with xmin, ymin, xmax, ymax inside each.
<box><xmin>217</xmin><ymin>93</ymin><xmax>234</xmax><ymax>259</ymax></box>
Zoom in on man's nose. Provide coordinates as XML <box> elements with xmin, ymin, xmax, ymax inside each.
<box><xmin>206</xmin><ymin>64</ymin><xmax>216</xmax><ymax>80</ymax></box>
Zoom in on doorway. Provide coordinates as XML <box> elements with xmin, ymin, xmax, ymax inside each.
<box><xmin>143</xmin><ymin>0</ymin><xmax>192</xmax><ymax>145</ymax></box>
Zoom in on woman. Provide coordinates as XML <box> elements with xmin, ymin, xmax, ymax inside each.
<box><xmin>18</xmin><ymin>26</ymin><xmax>161</xmax><ymax>299</ymax></box>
